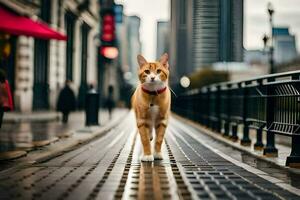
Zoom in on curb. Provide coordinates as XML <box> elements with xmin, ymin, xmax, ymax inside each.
<box><xmin>3</xmin><ymin>113</ymin><xmax>60</xmax><ymax>123</ymax></box>
<box><xmin>172</xmin><ymin>113</ymin><xmax>300</xmax><ymax>175</ymax></box>
<box><xmin>0</xmin><ymin>151</ymin><xmax>27</xmax><ymax>161</ymax></box>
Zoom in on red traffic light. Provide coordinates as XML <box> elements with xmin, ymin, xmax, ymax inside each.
<box><xmin>101</xmin><ymin>14</ymin><xmax>115</xmax><ymax>42</ymax></box>
<box><xmin>103</xmin><ymin>14</ymin><xmax>114</xmax><ymax>23</ymax></box>
<box><xmin>102</xmin><ymin>33</ymin><xmax>114</xmax><ymax>42</ymax></box>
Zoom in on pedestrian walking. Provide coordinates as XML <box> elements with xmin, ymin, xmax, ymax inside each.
<box><xmin>0</xmin><ymin>69</ymin><xmax>13</xmax><ymax>128</ymax></box>
<box><xmin>105</xmin><ymin>85</ymin><xmax>115</xmax><ymax>120</ymax></box>
<box><xmin>56</xmin><ymin>80</ymin><xmax>76</xmax><ymax>124</ymax></box>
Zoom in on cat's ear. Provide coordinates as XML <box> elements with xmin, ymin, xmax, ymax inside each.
<box><xmin>159</xmin><ymin>53</ymin><xmax>169</xmax><ymax>69</ymax></box>
<box><xmin>137</xmin><ymin>54</ymin><xmax>147</xmax><ymax>67</ymax></box>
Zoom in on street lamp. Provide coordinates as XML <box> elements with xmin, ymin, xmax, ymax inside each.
<box><xmin>262</xmin><ymin>34</ymin><xmax>268</xmax><ymax>49</ymax></box>
<box><xmin>267</xmin><ymin>2</ymin><xmax>274</xmax><ymax>19</ymax></box>
<box><xmin>266</xmin><ymin>2</ymin><xmax>275</xmax><ymax>74</ymax></box>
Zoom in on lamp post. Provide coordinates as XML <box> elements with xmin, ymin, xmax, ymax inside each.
<box><xmin>267</xmin><ymin>2</ymin><xmax>275</xmax><ymax>74</ymax></box>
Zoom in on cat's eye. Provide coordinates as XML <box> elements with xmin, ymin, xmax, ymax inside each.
<box><xmin>157</xmin><ymin>69</ymin><xmax>161</xmax><ymax>74</ymax></box>
<box><xmin>144</xmin><ymin>70</ymin><xmax>150</xmax><ymax>74</ymax></box>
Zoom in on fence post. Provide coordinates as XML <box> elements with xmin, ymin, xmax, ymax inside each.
<box><xmin>205</xmin><ymin>87</ymin><xmax>211</xmax><ymax>127</ymax></box>
<box><xmin>263</xmin><ymin>78</ymin><xmax>278</xmax><ymax>157</ymax></box>
<box><xmin>241</xmin><ymin>82</ymin><xmax>251</xmax><ymax>146</ymax></box>
<box><xmin>231</xmin><ymin>124</ymin><xmax>238</xmax><ymax>142</ymax></box>
<box><xmin>254</xmin><ymin>128</ymin><xmax>264</xmax><ymax>150</ymax></box>
<box><xmin>254</xmin><ymin>80</ymin><xmax>264</xmax><ymax>150</ymax></box>
<box><xmin>215</xmin><ymin>85</ymin><xmax>221</xmax><ymax>133</ymax></box>
<box><xmin>286</xmin><ymin>74</ymin><xmax>300</xmax><ymax>167</ymax></box>
<box><xmin>192</xmin><ymin>92</ymin><xmax>197</xmax><ymax>121</ymax></box>
<box><xmin>223</xmin><ymin>84</ymin><xmax>231</xmax><ymax>138</ymax></box>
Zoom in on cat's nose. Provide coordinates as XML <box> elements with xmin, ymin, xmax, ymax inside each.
<box><xmin>151</xmin><ymin>77</ymin><xmax>155</xmax><ymax>81</ymax></box>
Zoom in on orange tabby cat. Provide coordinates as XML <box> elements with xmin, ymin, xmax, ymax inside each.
<box><xmin>131</xmin><ymin>53</ymin><xmax>171</xmax><ymax>162</ymax></box>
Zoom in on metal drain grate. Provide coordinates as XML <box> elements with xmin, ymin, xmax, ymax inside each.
<box><xmin>114</xmin><ymin>132</ymin><xmax>137</xmax><ymax>199</ymax></box>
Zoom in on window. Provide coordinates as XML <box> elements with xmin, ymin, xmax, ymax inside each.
<box><xmin>179</xmin><ymin>0</ymin><xmax>186</xmax><ymax>25</ymax></box>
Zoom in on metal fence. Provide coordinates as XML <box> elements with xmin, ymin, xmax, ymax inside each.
<box><xmin>172</xmin><ymin>70</ymin><xmax>300</xmax><ymax>167</ymax></box>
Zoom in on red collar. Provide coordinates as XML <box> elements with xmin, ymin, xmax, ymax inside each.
<box><xmin>142</xmin><ymin>86</ymin><xmax>167</xmax><ymax>95</ymax></box>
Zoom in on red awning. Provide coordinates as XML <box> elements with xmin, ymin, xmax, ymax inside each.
<box><xmin>0</xmin><ymin>6</ymin><xmax>67</xmax><ymax>41</ymax></box>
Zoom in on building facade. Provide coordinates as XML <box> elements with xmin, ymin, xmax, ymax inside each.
<box><xmin>170</xmin><ymin>0</ymin><xmax>244</xmax><ymax>83</ymax></box>
<box><xmin>0</xmin><ymin>0</ymin><xmax>100</xmax><ymax>112</ymax></box>
<box><xmin>273</xmin><ymin>27</ymin><xmax>298</xmax><ymax>64</ymax></box>
<box><xmin>156</xmin><ymin>21</ymin><xmax>169</xmax><ymax>59</ymax></box>
<box><xmin>244</xmin><ymin>49</ymin><xmax>269</xmax><ymax>65</ymax></box>
<box><xmin>116</xmin><ymin>14</ymin><xmax>141</xmax><ymax>86</ymax></box>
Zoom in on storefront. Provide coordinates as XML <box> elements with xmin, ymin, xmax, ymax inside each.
<box><xmin>0</xmin><ymin>33</ymin><xmax>16</xmax><ymax>97</ymax></box>
<box><xmin>0</xmin><ymin>5</ymin><xmax>67</xmax><ymax>111</ymax></box>
<box><xmin>0</xmin><ymin>1</ymin><xmax>100</xmax><ymax>113</ymax></box>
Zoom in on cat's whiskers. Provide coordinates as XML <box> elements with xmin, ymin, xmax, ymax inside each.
<box><xmin>169</xmin><ymin>86</ymin><xmax>178</xmax><ymax>98</ymax></box>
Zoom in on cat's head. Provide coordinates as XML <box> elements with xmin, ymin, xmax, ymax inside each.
<box><xmin>137</xmin><ymin>53</ymin><xmax>169</xmax><ymax>86</ymax></box>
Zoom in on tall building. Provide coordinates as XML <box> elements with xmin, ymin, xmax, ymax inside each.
<box><xmin>127</xmin><ymin>16</ymin><xmax>142</xmax><ymax>80</ymax></box>
<box><xmin>0</xmin><ymin>0</ymin><xmax>100</xmax><ymax>112</ymax></box>
<box><xmin>170</xmin><ymin>0</ymin><xmax>244</xmax><ymax>83</ymax></box>
<box><xmin>156</xmin><ymin>21</ymin><xmax>169</xmax><ymax>59</ymax></box>
<box><xmin>116</xmin><ymin>15</ymin><xmax>142</xmax><ymax>86</ymax></box>
<box><xmin>273</xmin><ymin>27</ymin><xmax>298</xmax><ymax>64</ymax></box>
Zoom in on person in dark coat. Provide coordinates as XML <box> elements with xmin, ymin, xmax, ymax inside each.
<box><xmin>57</xmin><ymin>80</ymin><xmax>76</xmax><ymax>123</ymax></box>
<box><xmin>105</xmin><ymin>85</ymin><xmax>115</xmax><ymax>120</ymax></box>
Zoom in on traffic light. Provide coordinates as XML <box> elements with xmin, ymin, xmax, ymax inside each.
<box><xmin>101</xmin><ymin>13</ymin><xmax>115</xmax><ymax>43</ymax></box>
<box><xmin>100</xmin><ymin>9</ymin><xmax>118</xmax><ymax>59</ymax></box>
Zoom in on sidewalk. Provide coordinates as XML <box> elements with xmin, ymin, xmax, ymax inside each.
<box><xmin>0</xmin><ymin>109</ymin><xmax>128</xmax><ymax>162</ymax></box>
<box><xmin>0</xmin><ymin>112</ymin><xmax>299</xmax><ymax>200</ymax></box>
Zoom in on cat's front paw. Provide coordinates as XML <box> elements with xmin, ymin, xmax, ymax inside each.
<box><xmin>141</xmin><ymin>155</ymin><xmax>154</xmax><ymax>162</ymax></box>
<box><xmin>153</xmin><ymin>152</ymin><xmax>163</xmax><ymax>160</ymax></box>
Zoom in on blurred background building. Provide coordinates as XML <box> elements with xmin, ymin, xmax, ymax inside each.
<box><xmin>156</xmin><ymin>21</ymin><xmax>169</xmax><ymax>59</ymax></box>
<box><xmin>244</xmin><ymin>49</ymin><xmax>268</xmax><ymax>65</ymax></box>
<box><xmin>116</xmin><ymin>13</ymin><xmax>142</xmax><ymax>86</ymax></box>
<box><xmin>169</xmin><ymin>0</ymin><xmax>244</xmax><ymax>83</ymax></box>
<box><xmin>273</xmin><ymin>27</ymin><xmax>297</xmax><ymax>64</ymax></box>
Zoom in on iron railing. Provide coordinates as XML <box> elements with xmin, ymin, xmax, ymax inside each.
<box><xmin>172</xmin><ymin>70</ymin><xmax>300</xmax><ymax>167</ymax></box>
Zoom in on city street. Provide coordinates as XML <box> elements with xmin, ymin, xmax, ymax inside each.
<box><xmin>0</xmin><ymin>0</ymin><xmax>300</xmax><ymax>199</ymax></box>
<box><xmin>0</xmin><ymin>112</ymin><xmax>299</xmax><ymax>200</ymax></box>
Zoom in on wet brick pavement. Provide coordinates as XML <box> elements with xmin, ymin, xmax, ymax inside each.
<box><xmin>0</xmin><ymin>110</ymin><xmax>114</xmax><ymax>153</ymax></box>
<box><xmin>0</xmin><ymin>112</ymin><xmax>299</xmax><ymax>200</ymax></box>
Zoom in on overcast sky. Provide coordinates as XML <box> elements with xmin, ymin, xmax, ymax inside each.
<box><xmin>116</xmin><ymin>0</ymin><xmax>300</xmax><ymax>60</ymax></box>
<box><xmin>245</xmin><ymin>0</ymin><xmax>300</xmax><ymax>50</ymax></box>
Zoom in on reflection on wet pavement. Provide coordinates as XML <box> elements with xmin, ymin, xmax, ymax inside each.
<box><xmin>241</xmin><ymin>153</ymin><xmax>300</xmax><ymax>188</ymax></box>
<box><xmin>121</xmin><ymin>133</ymin><xmax>179</xmax><ymax>200</ymax></box>
<box><xmin>0</xmin><ymin>111</ymin><xmax>112</xmax><ymax>153</ymax></box>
